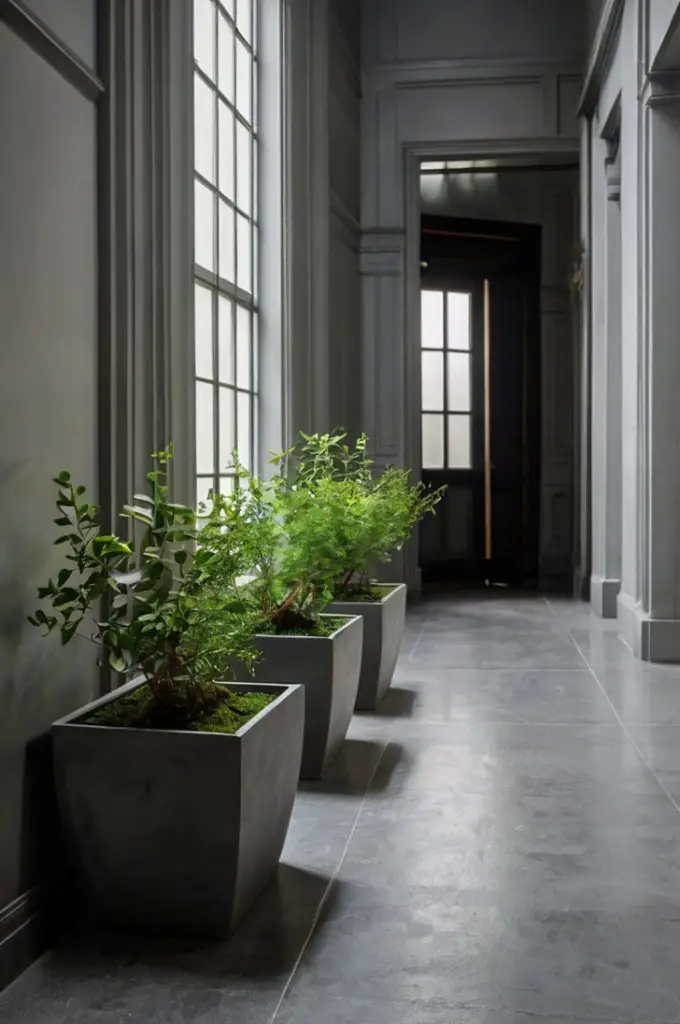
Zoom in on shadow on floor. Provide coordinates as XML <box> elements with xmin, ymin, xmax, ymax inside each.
<box><xmin>299</xmin><ymin>738</ymin><xmax>405</xmax><ymax>797</ymax></box>
<box><xmin>44</xmin><ymin>864</ymin><xmax>341</xmax><ymax>983</ymax></box>
<box><xmin>355</xmin><ymin>686</ymin><xmax>418</xmax><ymax>720</ymax></box>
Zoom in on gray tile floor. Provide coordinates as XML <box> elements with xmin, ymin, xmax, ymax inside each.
<box><xmin>5</xmin><ymin>594</ymin><xmax>680</xmax><ymax>1022</ymax></box>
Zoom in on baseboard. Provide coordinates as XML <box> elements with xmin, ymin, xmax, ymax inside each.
<box><xmin>0</xmin><ymin>883</ymin><xmax>75</xmax><ymax>993</ymax></box>
<box><xmin>590</xmin><ymin>575</ymin><xmax>620</xmax><ymax>619</ymax></box>
<box><xmin>617</xmin><ymin>591</ymin><xmax>680</xmax><ymax>662</ymax></box>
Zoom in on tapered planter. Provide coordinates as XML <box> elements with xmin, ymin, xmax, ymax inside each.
<box><xmin>52</xmin><ymin>679</ymin><xmax>304</xmax><ymax>938</ymax></box>
<box><xmin>328</xmin><ymin>583</ymin><xmax>407</xmax><ymax>711</ymax></box>
<box><xmin>251</xmin><ymin>614</ymin><xmax>363</xmax><ymax>780</ymax></box>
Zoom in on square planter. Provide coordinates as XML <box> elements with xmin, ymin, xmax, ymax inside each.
<box><xmin>328</xmin><ymin>583</ymin><xmax>407</xmax><ymax>711</ymax></box>
<box><xmin>52</xmin><ymin>679</ymin><xmax>304</xmax><ymax>938</ymax></box>
<box><xmin>250</xmin><ymin>614</ymin><xmax>363</xmax><ymax>780</ymax></box>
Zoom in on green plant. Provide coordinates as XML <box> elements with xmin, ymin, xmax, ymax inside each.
<box><xmin>200</xmin><ymin>455</ymin><xmax>360</xmax><ymax>633</ymax></box>
<box><xmin>29</xmin><ymin>447</ymin><xmax>260</xmax><ymax>727</ymax></box>
<box><xmin>283</xmin><ymin>431</ymin><xmax>445</xmax><ymax>598</ymax></box>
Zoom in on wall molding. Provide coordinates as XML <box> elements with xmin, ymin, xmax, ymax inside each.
<box><xmin>330</xmin><ymin>189</ymin><xmax>361</xmax><ymax>245</ymax></box>
<box><xmin>97</xmin><ymin>0</ymin><xmax>194</xmax><ymax>542</ymax></box>
<box><xmin>0</xmin><ymin>884</ymin><xmax>74</xmax><ymax>992</ymax></box>
<box><xmin>372</xmin><ymin>55</ymin><xmax>584</xmax><ymax>81</ymax></box>
<box><xmin>578</xmin><ymin>0</ymin><xmax>625</xmax><ymax>116</ymax></box>
<box><xmin>328</xmin><ymin>5</ymin><xmax>360</xmax><ymax>86</ymax></box>
<box><xmin>0</xmin><ymin>0</ymin><xmax>103</xmax><ymax>101</ymax></box>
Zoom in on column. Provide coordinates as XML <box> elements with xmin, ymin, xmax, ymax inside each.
<box><xmin>590</xmin><ymin>133</ymin><xmax>622</xmax><ymax>617</ymax></box>
<box><xmin>619</xmin><ymin>79</ymin><xmax>680</xmax><ymax>660</ymax></box>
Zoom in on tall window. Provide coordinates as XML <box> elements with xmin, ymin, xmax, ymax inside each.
<box><xmin>193</xmin><ymin>0</ymin><xmax>258</xmax><ymax>504</ymax></box>
<box><xmin>420</xmin><ymin>290</ymin><xmax>472</xmax><ymax>470</ymax></box>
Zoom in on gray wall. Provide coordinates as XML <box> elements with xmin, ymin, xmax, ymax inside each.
<box><xmin>286</xmin><ymin>0</ymin><xmax>362</xmax><ymax>442</ymax></box>
<box><xmin>587</xmin><ymin>0</ymin><xmax>607</xmax><ymax>46</ymax></box>
<box><xmin>328</xmin><ymin>0</ymin><xmax>361</xmax><ymax>438</ymax></box>
<box><xmin>0</xmin><ymin>7</ymin><xmax>98</xmax><ymax>977</ymax></box>
<box><xmin>421</xmin><ymin>168</ymin><xmax>580</xmax><ymax>584</ymax></box>
<box><xmin>361</xmin><ymin>0</ymin><xmax>587</xmax><ymax>588</ymax></box>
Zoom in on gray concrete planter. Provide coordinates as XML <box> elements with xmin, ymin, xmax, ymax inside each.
<box><xmin>328</xmin><ymin>583</ymin><xmax>407</xmax><ymax>711</ymax></box>
<box><xmin>51</xmin><ymin>679</ymin><xmax>304</xmax><ymax>938</ymax></box>
<box><xmin>251</xmin><ymin>614</ymin><xmax>363</xmax><ymax>780</ymax></box>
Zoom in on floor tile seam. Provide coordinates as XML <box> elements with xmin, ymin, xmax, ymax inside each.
<box><xmin>364</xmin><ymin>719</ymin><xmax>623</xmax><ymax>728</ymax></box>
<box><xmin>569</xmin><ymin>630</ymin><xmax>680</xmax><ymax>818</ymax></box>
<box><xmin>265</xmin><ymin>737</ymin><xmax>392</xmax><ymax>1024</ymax></box>
<box><xmin>396</xmin><ymin>667</ymin><xmax>593</xmax><ymax>675</ymax></box>
<box><xmin>406</xmin><ymin>623</ymin><xmax>426</xmax><ymax>660</ymax></box>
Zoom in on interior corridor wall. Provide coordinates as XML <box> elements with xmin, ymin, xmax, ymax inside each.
<box><xmin>361</xmin><ymin>0</ymin><xmax>588</xmax><ymax>587</ymax></box>
<box><xmin>0</xmin><ymin>10</ymin><xmax>98</xmax><ymax>985</ymax></box>
<box><xmin>286</xmin><ymin>0</ymin><xmax>362</xmax><ymax>443</ymax></box>
<box><xmin>328</xmin><ymin>0</ymin><xmax>362</xmax><ymax>440</ymax></box>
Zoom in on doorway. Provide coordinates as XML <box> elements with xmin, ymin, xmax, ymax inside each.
<box><xmin>419</xmin><ymin>215</ymin><xmax>541</xmax><ymax>587</ymax></box>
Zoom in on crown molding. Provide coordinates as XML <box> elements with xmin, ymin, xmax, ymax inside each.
<box><xmin>578</xmin><ymin>0</ymin><xmax>625</xmax><ymax>116</ymax></box>
<box><xmin>0</xmin><ymin>0</ymin><xmax>103</xmax><ymax>101</ymax></box>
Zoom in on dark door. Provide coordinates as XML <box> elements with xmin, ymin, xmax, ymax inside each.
<box><xmin>419</xmin><ymin>216</ymin><xmax>541</xmax><ymax>587</ymax></box>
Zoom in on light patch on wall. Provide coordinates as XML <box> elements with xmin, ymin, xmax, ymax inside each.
<box><xmin>420</xmin><ymin>169</ymin><xmax>500</xmax><ymax>208</ymax></box>
<box><xmin>420</xmin><ymin>172</ymin><xmax>447</xmax><ymax>205</ymax></box>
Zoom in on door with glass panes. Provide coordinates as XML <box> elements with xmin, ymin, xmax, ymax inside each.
<box><xmin>420</xmin><ymin>279</ymin><xmax>486</xmax><ymax>580</ymax></box>
<box><xmin>418</xmin><ymin>216</ymin><xmax>541</xmax><ymax>586</ymax></box>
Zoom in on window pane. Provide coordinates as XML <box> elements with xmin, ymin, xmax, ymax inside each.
<box><xmin>196</xmin><ymin>381</ymin><xmax>214</xmax><ymax>474</ymax></box>
<box><xmin>194</xmin><ymin>181</ymin><xmax>215</xmax><ymax>271</ymax></box>
<box><xmin>447</xmin><ymin>352</ymin><xmax>471</xmax><ymax>412</ymax></box>
<box><xmin>252</xmin><ymin>138</ymin><xmax>258</xmax><ymax>220</ymax></box>
<box><xmin>236</xmin><ymin>37</ymin><xmax>252</xmax><ymax>122</ymax></box>
<box><xmin>237</xmin><ymin>391</ymin><xmax>252</xmax><ymax>470</ymax></box>
<box><xmin>447</xmin><ymin>415</ymin><xmax>471</xmax><ymax>469</ymax></box>
<box><xmin>422</xmin><ymin>414</ymin><xmax>444</xmax><ymax>469</ymax></box>
<box><xmin>219</xmin><ymin>200</ymin><xmax>235</xmax><ymax>283</ymax></box>
<box><xmin>218</xmin><ymin>12</ymin><xmax>234</xmax><ymax>101</ymax></box>
<box><xmin>253</xmin><ymin>394</ymin><xmax>259</xmax><ymax>467</ymax></box>
<box><xmin>195</xmin><ymin>283</ymin><xmax>213</xmax><ymax>379</ymax></box>
<box><xmin>219</xmin><ymin>475</ymin><xmax>235</xmax><ymax>496</ymax></box>
<box><xmin>237</xmin><ymin>0</ymin><xmax>251</xmax><ymax>42</ymax></box>
<box><xmin>218</xmin><ymin>100</ymin><xmax>235</xmax><ymax>200</ymax></box>
<box><xmin>252</xmin><ymin>314</ymin><xmax>259</xmax><ymax>391</ymax></box>
<box><xmin>421</xmin><ymin>351</ymin><xmax>444</xmax><ymax>411</ymax></box>
<box><xmin>194</xmin><ymin>0</ymin><xmax>215</xmax><ymax>81</ymax></box>
<box><xmin>196</xmin><ymin>477</ymin><xmax>214</xmax><ymax>509</ymax></box>
<box><xmin>421</xmin><ymin>291</ymin><xmax>444</xmax><ymax>348</ymax></box>
<box><xmin>194</xmin><ymin>75</ymin><xmax>216</xmax><ymax>182</ymax></box>
<box><xmin>447</xmin><ymin>292</ymin><xmax>471</xmax><ymax>349</ymax></box>
<box><xmin>236</xmin><ymin>120</ymin><xmax>251</xmax><ymax>215</ymax></box>
<box><xmin>219</xmin><ymin>386</ymin><xmax>235</xmax><ymax>468</ymax></box>
<box><xmin>252</xmin><ymin>50</ymin><xmax>258</xmax><ymax>130</ymax></box>
<box><xmin>236</xmin><ymin>305</ymin><xmax>251</xmax><ymax>390</ymax></box>
<box><xmin>236</xmin><ymin>214</ymin><xmax>251</xmax><ymax>294</ymax></box>
<box><xmin>253</xmin><ymin>228</ymin><xmax>259</xmax><ymax>302</ymax></box>
<box><xmin>218</xmin><ymin>294</ymin><xmax>234</xmax><ymax>383</ymax></box>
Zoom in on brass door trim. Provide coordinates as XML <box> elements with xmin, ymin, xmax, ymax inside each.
<box><xmin>484</xmin><ymin>278</ymin><xmax>492</xmax><ymax>562</ymax></box>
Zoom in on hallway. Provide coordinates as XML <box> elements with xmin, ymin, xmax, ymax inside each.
<box><xmin>3</xmin><ymin>595</ymin><xmax>680</xmax><ymax>1023</ymax></box>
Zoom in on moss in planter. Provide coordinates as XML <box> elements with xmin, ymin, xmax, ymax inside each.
<box><xmin>333</xmin><ymin>583</ymin><xmax>398</xmax><ymax>603</ymax></box>
<box><xmin>257</xmin><ymin>612</ymin><xmax>347</xmax><ymax>638</ymax></box>
<box><xmin>83</xmin><ymin>685</ymin><xmax>274</xmax><ymax>734</ymax></box>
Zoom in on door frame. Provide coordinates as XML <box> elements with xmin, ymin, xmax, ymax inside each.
<box><xmin>418</xmin><ymin>216</ymin><xmax>542</xmax><ymax>586</ymax></box>
<box><xmin>403</xmin><ymin>142</ymin><xmax>581</xmax><ymax>593</ymax></box>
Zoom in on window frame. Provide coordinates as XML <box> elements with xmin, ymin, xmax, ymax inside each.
<box><xmin>193</xmin><ymin>0</ymin><xmax>259</xmax><ymax>502</ymax></box>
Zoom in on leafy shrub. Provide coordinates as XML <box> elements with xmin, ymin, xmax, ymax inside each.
<box><xmin>283</xmin><ymin>431</ymin><xmax>445</xmax><ymax>598</ymax></box>
<box><xmin>200</xmin><ymin>456</ymin><xmax>360</xmax><ymax>633</ymax></box>
<box><xmin>29</xmin><ymin>448</ymin><xmax>260</xmax><ymax>726</ymax></box>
